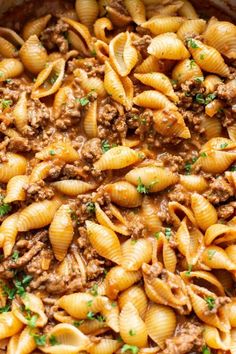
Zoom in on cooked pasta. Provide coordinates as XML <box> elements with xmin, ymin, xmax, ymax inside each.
<box><xmin>0</xmin><ymin>1</ymin><xmax>235</xmax><ymax>353</ymax></box>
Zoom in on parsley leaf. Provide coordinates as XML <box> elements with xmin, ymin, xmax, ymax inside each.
<box><xmin>199</xmin><ymin>152</ymin><xmax>207</xmax><ymax>158</ymax></box>
<box><xmin>202</xmin><ymin>345</ymin><xmax>211</xmax><ymax>354</ymax></box>
<box><xmin>165</xmin><ymin>227</ymin><xmax>172</xmax><ymax>240</ymax></box>
<box><xmin>12</xmin><ymin>251</ymin><xmax>19</xmax><ymax>262</ymax></box>
<box><xmin>230</xmin><ymin>165</ymin><xmax>236</xmax><ymax>171</ymax></box>
<box><xmin>96</xmin><ymin>314</ymin><xmax>106</xmax><ymax>322</ymax></box>
<box><xmin>200</xmin><ymin>54</ymin><xmax>205</xmax><ymax>60</ymax></box>
<box><xmin>49</xmin><ymin>335</ymin><xmax>59</xmax><ymax>346</ymax></box>
<box><xmin>0</xmin><ymin>195</ymin><xmax>11</xmax><ymax>217</ymax></box>
<box><xmin>33</xmin><ymin>334</ymin><xmax>47</xmax><ymax>346</ymax></box>
<box><xmin>90</xmin><ymin>49</ymin><xmax>97</xmax><ymax>57</ymax></box>
<box><xmin>0</xmin><ymin>304</ymin><xmax>10</xmax><ymax>313</ymax></box>
<box><xmin>220</xmin><ymin>143</ymin><xmax>228</xmax><ymax>149</ymax></box>
<box><xmin>27</xmin><ymin>314</ymin><xmax>38</xmax><ymax>328</ymax></box>
<box><xmin>86</xmin><ymin>202</ymin><xmax>95</xmax><ymax>213</ymax></box>
<box><xmin>1</xmin><ymin>99</ymin><xmax>13</xmax><ymax>110</ymax></box>
<box><xmin>204</xmin><ymin>296</ymin><xmax>215</xmax><ymax>310</ymax></box>
<box><xmin>205</xmin><ymin>93</ymin><xmax>217</xmax><ymax>105</ymax></box>
<box><xmin>90</xmin><ymin>284</ymin><xmax>98</xmax><ymax>296</ymax></box>
<box><xmin>129</xmin><ymin>329</ymin><xmax>136</xmax><ymax>336</ymax></box>
<box><xmin>136</xmin><ymin>177</ymin><xmax>148</xmax><ymax>194</ymax></box>
<box><xmin>195</xmin><ymin>93</ymin><xmax>205</xmax><ymax>105</ymax></box>
<box><xmin>78</xmin><ymin>97</ymin><xmax>90</xmax><ymax>106</ymax></box>
<box><xmin>154</xmin><ymin>232</ymin><xmax>160</xmax><ymax>239</ymax></box>
<box><xmin>87</xmin><ymin>311</ymin><xmax>95</xmax><ymax>320</ymax></box>
<box><xmin>189</xmin><ymin>59</ymin><xmax>196</xmax><ymax>69</ymax></box>
<box><xmin>101</xmin><ymin>140</ymin><xmax>110</xmax><ymax>153</ymax></box>
<box><xmin>185</xmin><ymin>264</ymin><xmax>193</xmax><ymax>276</ymax></box>
<box><xmin>187</xmin><ymin>38</ymin><xmax>199</xmax><ymax>48</ymax></box>
<box><xmin>87</xmin><ymin>300</ymin><xmax>93</xmax><ymax>307</ymax></box>
<box><xmin>73</xmin><ymin>320</ymin><xmax>84</xmax><ymax>327</ymax></box>
<box><xmin>121</xmin><ymin>344</ymin><xmax>139</xmax><ymax>354</ymax></box>
<box><xmin>49</xmin><ymin>150</ymin><xmax>56</xmax><ymax>156</ymax></box>
<box><xmin>50</xmin><ymin>74</ymin><xmax>58</xmax><ymax>85</ymax></box>
<box><xmin>194</xmin><ymin>77</ymin><xmax>204</xmax><ymax>83</ymax></box>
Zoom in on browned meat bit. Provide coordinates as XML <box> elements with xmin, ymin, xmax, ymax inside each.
<box><xmin>203</xmin><ymin>296</ymin><xmax>231</xmax><ymax>316</ymax></box>
<box><xmin>204</xmin><ymin>176</ymin><xmax>234</xmax><ymax>205</ymax></box>
<box><xmin>62</xmin><ymin>164</ymin><xmax>82</xmax><ymax>178</ymax></box>
<box><xmin>40</xmin><ymin>19</ymin><xmax>69</xmax><ymax>53</ymax></box>
<box><xmin>132</xmin><ymin>34</ymin><xmax>152</xmax><ymax>57</ymax></box>
<box><xmin>86</xmin><ymin>259</ymin><xmax>105</xmax><ymax>280</ymax></box>
<box><xmin>82</xmin><ymin>138</ymin><xmax>102</xmax><ymax>163</ymax></box>
<box><xmin>113</xmin><ymin>115</ymin><xmax>127</xmax><ymax>139</ymax></box>
<box><xmin>162</xmin><ymin>321</ymin><xmax>204</xmax><ymax>354</ymax></box>
<box><xmin>7</xmin><ymin>136</ymin><xmax>31</xmax><ymax>152</ymax></box>
<box><xmin>26</xmin><ymin>181</ymin><xmax>55</xmax><ymax>202</ymax></box>
<box><xmin>217</xmin><ymin>202</ymin><xmax>236</xmax><ymax>220</ymax></box>
<box><xmin>217</xmin><ymin>79</ymin><xmax>236</xmax><ymax>102</ymax></box>
<box><xmin>98</xmin><ymin>102</ymin><xmax>118</xmax><ymax>124</ymax></box>
<box><xmin>168</xmin><ymin>184</ymin><xmax>190</xmax><ymax>206</ymax></box>
<box><xmin>222</xmin><ymin>108</ymin><xmax>236</xmax><ymax>127</ymax></box>
<box><xmin>159</xmin><ymin>153</ymin><xmax>184</xmax><ymax>173</ymax></box>
<box><xmin>27</xmin><ymin>99</ymin><xmax>51</xmax><ymax>131</ymax></box>
<box><xmin>158</xmin><ymin>198</ymin><xmax>172</xmax><ymax>225</ymax></box>
<box><xmin>26</xmin><ymin>249</ymin><xmax>54</xmax><ymax>276</ymax></box>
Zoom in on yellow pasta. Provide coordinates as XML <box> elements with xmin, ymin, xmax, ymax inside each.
<box><xmin>134</xmin><ymin>73</ymin><xmax>178</xmax><ymax>103</ymax></box>
<box><xmin>13</xmin><ymin>92</ymin><xmax>29</xmax><ymax>135</ymax></box>
<box><xmin>125</xmin><ymin>166</ymin><xmax>179</xmax><ymax>193</ymax></box>
<box><xmin>22</xmin><ymin>14</ymin><xmax>52</xmax><ymax>40</ymax></box>
<box><xmin>201</xmin><ymin>245</ymin><xmax>236</xmax><ymax>270</ymax></box>
<box><xmin>191</xmin><ymin>193</ymin><xmax>217</xmax><ymax>231</ymax></box>
<box><xmin>118</xmin><ymin>285</ymin><xmax>148</xmax><ymax>319</ymax></box>
<box><xmin>124</xmin><ymin>0</ymin><xmax>146</xmax><ymax>25</ymax></box>
<box><xmin>89</xmin><ymin>338</ymin><xmax>122</xmax><ymax>354</ymax></box>
<box><xmin>49</xmin><ymin>204</ymin><xmax>74</xmax><ymax>261</ymax></box>
<box><xmin>0</xmin><ymin>58</ymin><xmax>24</xmax><ymax>82</ymax></box>
<box><xmin>83</xmin><ymin>100</ymin><xmax>98</xmax><ymax>138</ymax></box>
<box><xmin>145</xmin><ymin>303</ymin><xmax>176</xmax><ymax>349</ymax></box>
<box><xmin>153</xmin><ymin>109</ymin><xmax>190</xmax><ymax>139</ymax></box>
<box><xmin>53</xmin><ymin>86</ymin><xmax>72</xmax><ymax>120</ymax></box>
<box><xmin>177</xmin><ymin>19</ymin><xmax>206</xmax><ymax>41</ymax></box>
<box><xmin>148</xmin><ymin>33</ymin><xmax>190</xmax><ymax>60</ymax></box>
<box><xmin>105</xmin><ymin>181</ymin><xmax>142</xmax><ymax>208</ymax></box>
<box><xmin>4</xmin><ymin>175</ymin><xmax>29</xmax><ymax>203</ymax></box>
<box><xmin>29</xmin><ymin>161</ymin><xmax>52</xmax><ymax>183</ymax></box>
<box><xmin>17</xmin><ymin>197</ymin><xmax>62</xmax><ymax>232</ymax></box>
<box><xmin>134</xmin><ymin>55</ymin><xmax>163</xmax><ymax>74</ymax></box>
<box><xmin>133</xmin><ymin>90</ymin><xmax>177</xmax><ymax>110</ymax></box>
<box><xmin>75</xmin><ymin>0</ymin><xmax>99</xmax><ymax>31</ymax></box>
<box><xmin>35</xmin><ymin>141</ymin><xmax>79</xmax><ymax>162</ymax></box>
<box><xmin>0</xmin><ymin>153</ymin><xmax>27</xmax><ymax>183</ymax></box>
<box><xmin>172</xmin><ymin>58</ymin><xmax>203</xmax><ymax>84</ymax></box>
<box><xmin>19</xmin><ymin>35</ymin><xmax>48</xmax><ymax>74</ymax></box>
<box><xmin>62</xmin><ymin>17</ymin><xmax>93</xmax><ymax>53</ymax></box>
<box><xmin>121</xmin><ymin>238</ymin><xmax>152</xmax><ymax>271</ymax></box>
<box><xmin>1</xmin><ymin>212</ymin><xmax>19</xmax><ymax>258</ymax></box>
<box><xmin>94</xmin><ymin>146</ymin><xmax>140</xmax><ymax>170</ymax></box>
<box><xmin>85</xmin><ymin>221</ymin><xmax>122</xmax><ymax>264</ymax></box>
<box><xmin>52</xmin><ymin>180</ymin><xmax>95</xmax><ymax>196</ymax></box>
<box><xmin>74</xmin><ymin>68</ymin><xmax>106</xmax><ymax>97</ymax></box>
<box><xmin>94</xmin><ymin>18</ymin><xmax>113</xmax><ymax>43</ymax></box>
<box><xmin>201</xmin><ymin>116</ymin><xmax>222</xmax><ymax>139</ymax></box>
<box><xmin>141</xmin><ymin>195</ymin><xmax>162</xmax><ymax>233</ymax></box>
<box><xmin>0</xmin><ymin>36</ymin><xmax>18</xmax><ymax>58</ymax></box>
<box><xmin>95</xmin><ymin>203</ymin><xmax>129</xmax><ymax>236</ymax></box>
<box><xmin>168</xmin><ymin>201</ymin><xmax>196</xmax><ymax>227</ymax></box>
<box><xmin>94</xmin><ymin>39</ymin><xmax>109</xmax><ymax>63</ymax></box>
<box><xmin>203</xmin><ymin>74</ymin><xmax>222</xmax><ymax>94</ymax></box>
<box><xmin>119</xmin><ymin>302</ymin><xmax>148</xmax><ymax>347</ymax></box>
<box><xmin>7</xmin><ymin>326</ymin><xmax>37</xmax><ymax>354</ymax></box>
<box><xmin>187</xmin><ymin>38</ymin><xmax>230</xmax><ymax>77</ymax></box>
<box><xmin>180</xmin><ymin>174</ymin><xmax>208</xmax><ymax>192</ymax></box>
<box><xmin>178</xmin><ymin>0</ymin><xmax>198</xmax><ymax>19</ymax></box>
<box><xmin>203</xmin><ymin>325</ymin><xmax>230</xmax><ymax>350</ymax></box>
<box><xmin>0</xmin><ymin>312</ymin><xmax>24</xmax><ymax>340</ymax></box>
<box><xmin>142</xmin><ymin>16</ymin><xmax>184</xmax><ymax>35</ymax></box>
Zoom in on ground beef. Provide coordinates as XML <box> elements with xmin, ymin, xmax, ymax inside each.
<box><xmin>168</xmin><ymin>184</ymin><xmax>190</xmax><ymax>206</ymax></box>
<box><xmin>217</xmin><ymin>201</ymin><xmax>236</xmax><ymax>219</ymax></box>
<box><xmin>217</xmin><ymin>79</ymin><xmax>236</xmax><ymax>102</ymax></box>
<box><xmin>82</xmin><ymin>138</ymin><xmax>102</xmax><ymax>163</ymax></box>
<box><xmin>204</xmin><ymin>176</ymin><xmax>234</xmax><ymax>204</ymax></box>
<box><xmin>26</xmin><ymin>181</ymin><xmax>55</xmax><ymax>202</ymax></box>
<box><xmin>7</xmin><ymin>136</ymin><xmax>31</xmax><ymax>152</ymax></box>
<box><xmin>158</xmin><ymin>198</ymin><xmax>172</xmax><ymax>225</ymax></box>
<box><xmin>132</xmin><ymin>34</ymin><xmax>152</xmax><ymax>57</ymax></box>
<box><xmin>27</xmin><ymin>99</ymin><xmax>51</xmax><ymax>132</ymax></box>
<box><xmin>40</xmin><ymin>19</ymin><xmax>69</xmax><ymax>53</ymax></box>
<box><xmin>159</xmin><ymin>153</ymin><xmax>184</xmax><ymax>173</ymax></box>
<box><xmin>86</xmin><ymin>259</ymin><xmax>105</xmax><ymax>280</ymax></box>
<box><xmin>163</xmin><ymin>322</ymin><xmax>204</xmax><ymax>354</ymax></box>
<box><xmin>26</xmin><ymin>248</ymin><xmax>54</xmax><ymax>275</ymax></box>
<box><xmin>203</xmin><ymin>296</ymin><xmax>231</xmax><ymax>316</ymax></box>
<box><xmin>98</xmin><ymin>101</ymin><xmax>118</xmax><ymax>124</ymax></box>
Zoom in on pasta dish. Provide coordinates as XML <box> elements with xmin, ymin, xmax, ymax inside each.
<box><xmin>0</xmin><ymin>0</ymin><xmax>236</xmax><ymax>353</ymax></box>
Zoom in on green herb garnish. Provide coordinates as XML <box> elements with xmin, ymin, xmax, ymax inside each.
<box><xmin>49</xmin><ymin>150</ymin><xmax>56</xmax><ymax>156</ymax></box>
<box><xmin>87</xmin><ymin>311</ymin><xmax>95</xmax><ymax>320</ymax></box>
<box><xmin>202</xmin><ymin>345</ymin><xmax>211</xmax><ymax>354</ymax></box>
<box><xmin>200</xmin><ymin>152</ymin><xmax>207</xmax><ymax>158</ymax></box>
<box><xmin>187</xmin><ymin>38</ymin><xmax>199</xmax><ymax>48</ymax></box>
<box><xmin>101</xmin><ymin>140</ymin><xmax>110</xmax><ymax>153</ymax></box>
<box><xmin>195</xmin><ymin>93</ymin><xmax>205</xmax><ymax>104</ymax></box>
<box><xmin>12</xmin><ymin>251</ymin><xmax>19</xmax><ymax>262</ymax></box>
<box><xmin>33</xmin><ymin>334</ymin><xmax>47</xmax><ymax>346</ymax></box>
<box><xmin>165</xmin><ymin>227</ymin><xmax>172</xmax><ymax>240</ymax></box>
<box><xmin>0</xmin><ymin>304</ymin><xmax>10</xmax><ymax>313</ymax></box>
<box><xmin>220</xmin><ymin>143</ymin><xmax>228</xmax><ymax>149</ymax></box>
<box><xmin>204</xmin><ymin>296</ymin><xmax>215</xmax><ymax>310</ymax></box>
<box><xmin>86</xmin><ymin>202</ymin><xmax>95</xmax><ymax>213</ymax></box>
<box><xmin>129</xmin><ymin>329</ymin><xmax>136</xmax><ymax>336</ymax></box>
<box><xmin>90</xmin><ymin>284</ymin><xmax>98</xmax><ymax>296</ymax></box>
<box><xmin>121</xmin><ymin>344</ymin><xmax>139</xmax><ymax>354</ymax></box>
<box><xmin>185</xmin><ymin>264</ymin><xmax>193</xmax><ymax>276</ymax></box>
<box><xmin>49</xmin><ymin>335</ymin><xmax>59</xmax><ymax>346</ymax></box>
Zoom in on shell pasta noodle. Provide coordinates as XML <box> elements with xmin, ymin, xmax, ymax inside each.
<box><xmin>0</xmin><ymin>0</ymin><xmax>236</xmax><ymax>353</ymax></box>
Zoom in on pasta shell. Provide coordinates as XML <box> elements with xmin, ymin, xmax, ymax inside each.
<box><xmin>134</xmin><ymin>55</ymin><xmax>163</xmax><ymax>74</ymax></box>
<box><xmin>95</xmin><ymin>203</ymin><xmax>129</xmax><ymax>236</ymax></box>
<box><xmin>40</xmin><ymin>324</ymin><xmax>91</xmax><ymax>354</ymax></box>
<box><xmin>191</xmin><ymin>193</ymin><xmax>218</xmax><ymax>231</ymax></box>
<box><xmin>0</xmin><ymin>312</ymin><xmax>23</xmax><ymax>340</ymax></box>
<box><xmin>203</xmin><ymin>325</ymin><xmax>230</xmax><ymax>350</ymax></box>
<box><xmin>177</xmin><ymin>19</ymin><xmax>206</xmax><ymax>41</ymax></box>
<box><xmin>52</xmin><ymin>180</ymin><xmax>95</xmax><ymax>196</ymax></box>
<box><xmin>109</xmin><ymin>32</ymin><xmax>138</xmax><ymax>77</ymax></box>
<box><xmin>1</xmin><ymin>212</ymin><xmax>19</xmax><ymax>258</ymax></box>
<box><xmin>145</xmin><ymin>1</ymin><xmax>184</xmax><ymax>18</ymax></box>
<box><xmin>178</xmin><ymin>0</ymin><xmax>198</xmax><ymax>19</ymax></box>
<box><xmin>201</xmin><ymin>116</ymin><xmax>222</xmax><ymax>139</ymax></box>
<box><xmin>86</xmin><ymin>221</ymin><xmax>122</xmax><ymax>264</ymax></box>
<box><xmin>22</xmin><ymin>14</ymin><xmax>52</xmax><ymax>40</ymax></box>
<box><xmin>94</xmin><ymin>39</ymin><xmax>109</xmax><ymax>63</ymax></box>
<box><xmin>204</xmin><ymin>223</ymin><xmax>236</xmax><ymax>246</ymax></box>
<box><xmin>203</xmin><ymin>74</ymin><xmax>222</xmax><ymax>94</ymax></box>
<box><xmin>29</xmin><ymin>161</ymin><xmax>53</xmax><ymax>183</ymax></box>
<box><xmin>168</xmin><ymin>201</ymin><xmax>196</xmax><ymax>227</ymax></box>
<box><xmin>75</xmin><ymin>0</ymin><xmax>99</xmax><ymax>31</ymax></box>
<box><xmin>49</xmin><ymin>204</ymin><xmax>74</xmax><ymax>261</ymax></box>
<box><xmin>121</xmin><ymin>238</ymin><xmax>152</xmax><ymax>271</ymax></box>
<box><xmin>94</xmin><ymin>146</ymin><xmax>140</xmax><ymax>170</ymax></box>
<box><xmin>4</xmin><ymin>175</ymin><xmax>29</xmax><ymax>203</ymax></box>
<box><xmin>35</xmin><ymin>141</ymin><xmax>79</xmax><ymax>162</ymax></box>
<box><xmin>32</xmin><ymin>58</ymin><xmax>65</xmax><ymax>99</ymax></box>
<box><xmin>225</xmin><ymin>245</ymin><xmax>236</xmax><ymax>265</ymax></box>
<box><xmin>119</xmin><ymin>302</ymin><xmax>148</xmax><ymax>347</ymax></box>
<box><xmin>204</xmin><ymin>19</ymin><xmax>236</xmax><ymax>59</ymax></box>
<box><xmin>145</xmin><ymin>303</ymin><xmax>176</xmax><ymax>349</ymax></box>
<box><xmin>0</xmin><ymin>27</ymin><xmax>24</xmax><ymax>46</ymax></box>
<box><xmin>94</xmin><ymin>18</ymin><xmax>113</xmax><ymax>43</ymax></box>
<box><xmin>180</xmin><ymin>175</ymin><xmax>208</xmax><ymax>192</ymax></box>
<box><xmin>89</xmin><ymin>338</ymin><xmax>122</xmax><ymax>354</ymax></box>
<box><xmin>133</xmin><ymin>90</ymin><xmax>177</xmax><ymax>110</ymax></box>
<box><xmin>67</xmin><ymin>30</ymin><xmax>90</xmax><ymax>56</ymax></box>
<box><xmin>58</xmin><ymin>293</ymin><xmax>95</xmax><ymax>319</ymax></box>
<box><xmin>188</xmin><ymin>39</ymin><xmax>230</xmax><ymax>77</ymax></box>
<box><xmin>153</xmin><ymin>109</ymin><xmax>190</xmax><ymax>138</ymax></box>
<box><xmin>205</xmin><ymin>99</ymin><xmax>224</xmax><ymax>118</ymax></box>
<box><xmin>74</xmin><ymin>68</ymin><xmax>106</xmax><ymax>97</ymax></box>
<box><xmin>53</xmin><ymin>86</ymin><xmax>72</xmax><ymax>120</ymax></box>
<box><xmin>104</xmin><ymin>61</ymin><xmax>133</xmax><ymax>109</ymax></box>
<box><xmin>0</xmin><ymin>59</ymin><xmax>24</xmax><ymax>82</ymax></box>
<box><xmin>124</xmin><ymin>0</ymin><xmax>146</xmax><ymax>24</ymax></box>
<box><xmin>125</xmin><ymin>166</ymin><xmax>179</xmax><ymax>193</ymax></box>
<box><xmin>141</xmin><ymin>196</ymin><xmax>162</xmax><ymax>233</ymax></box>
<box><xmin>118</xmin><ymin>285</ymin><xmax>148</xmax><ymax>319</ymax></box>
<box><xmin>142</xmin><ymin>16</ymin><xmax>184</xmax><ymax>35</ymax></box>
<box><xmin>19</xmin><ymin>35</ymin><xmax>48</xmax><ymax>74</ymax></box>
<box><xmin>17</xmin><ymin>197</ymin><xmax>62</xmax><ymax>232</ymax></box>
<box><xmin>62</xmin><ymin>17</ymin><xmax>93</xmax><ymax>52</ymax></box>
<box><xmin>13</xmin><ymin>292</ymin><xmax>47</xmax><ymax>327</ymax></box>
<box><xmin>13</xmin><ymin>92</ymin><xmax>29</xmax><ymax>135</ymax></box>
<box><xmin>105</xmin><ymin>266</ymin><xmax>142</xmax><ymax>299</ymax></box>
<box><xmin>148</xmin><ymin>33</ymin><xmax>190</xmax><ymax>60</ymax></box>
<box><xmin>228</xmin><ymin>124</ymin><xmax>236</xmax><ymax>142</ymax></box>
<box><xmin>228</xmin><ymin>300</ymin><xmax>236</xmax><ymax>327</ymax></box>
<box><xmin>172</xmin><ymin>58</ymin><xmax>203</xmax><ymax>84</ymax></box>
<box><xmin>201</xmin><ymin>245</ymin><xmax>236</xmax><ymax>271</ymax></box>
<box><xmin>196</xmin><ymin>150</ymin><xmax>236</xmax><ymax>174</ymax></box>
<box><xmin>106</xmin><ymin>6</ymin><xmax>132</xmax><ymax>27</ymax></box>
<box><xmin>105</xmin><ymin>181</ymin><xmax>142</xmax><ymax>208</ymax></box>
<box><xmin>0</xmin><ymin>37</ymin><xmax>17</xmax><ymax>58</ymax></box>
<box><xmin>134</xmin><ymin>73</ymin><xmax>178</xmax><ymax>103</ymax></box>
<box><xmin>83</xmin><ymin>99</ymin><xmax>98</xmax><ymax>139</ymax></box>
<box><xmin>0</xmin><ymin>153</ymin><xmax>27</xmax><ymax>183</ymax></box>
<box><xmin>7</xmin><ymin>326</ymin><xmax>37</xmax><ymax>354</ymax></box>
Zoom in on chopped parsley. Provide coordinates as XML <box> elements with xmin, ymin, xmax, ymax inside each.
<box><xmin>207</xmin><ymin>249</ymin><xmax>216</xmax><ymax>260</ymax></box>
<box><xmin>137</xmin><ymin>177</ymin><xmax>148</xmax><ymax>194</ymax></box>
<box><xmin>204</xmin><ymin>296</ymin><xmax>215</xmax><ymax>310</ymax></box>
<box><xmin>0</xmin><ymin>202</ymin><xmax>11</xmax><ymax>217</ymax></box>
<box><xmin>3</xmin><ymin>273</ymin><xmax>33</xmax><ymax>300</ymax></box>
<box><xmin>202</xmin><ymin>345</ymin><xmax>211</xmax><ymax>354</ymax></box>
<box><xmin>73</xmin><ymin>320</ymin><xmax>84</xmax><ymax>327</ymax></box>
<box><xmin>184</xmin><ymin>157</ymin><xmax>198</xmax><ymax>174</ymax></box>
<box><xmin>205</xmin><ymin>93</ymin><xmax>217</xmax><ymax>105</ymax></box>
<box><xmin>230</xmin><ymin>165</ymin><xmax>236</xmax><ymax>171</ymax></box>
<box><xmin>131</xmin><ymin>239</ymin><xmax>138</xmax><ymax>245</ymax></box>
<box><xmin>49</xmin><ymin>335</ymin><xmax>59</xmax><ymax>346</ymax></box>
<box><xmin>195</xmin><ymin>93</ymin><xmax>205</xmax><ymax>105</ymax></box>
<box><xmin>5</xmin><ymin>79</ymin><xmax>12</xmax><ymax>83</ymax></box>
<box><xmin>0</xmin><ymin>71</ymin><xmax>3</xmax><ymax>77</ymax></box>
<box><xmin>189</xmin><ymin>59</ymin><xmax>196</xmax><ymax>69</ymax></box>
<box><xmin>121</xmin><ymin>344</ymin><xmax>139</xmax><ymax>354</ymax></box>
<box><xmin>165</xmin><ymin>227</ymin><xmax>172</xmax><ymax>240</ymax></box>
<box><xmin>199</xmin><ymin>152</ymin><xmax>207</xmax><ymax>158</ymax></box>
<box><xmin>33</xmin><ymin>334</ymin><xmax>47</xmax><ymax>346</ymax></box>
<box><xmin>154</xmin><ymin>232</ymin><xmax>160</xmax><ymax>239</ymax></box>
<box><xmin>49</xmin><ymin>150</ymin><xmax>56</xmax><ymax>156</ymax></box>
<box><xmin>111</xmin><ymin>302</ymin><xmax>117</xmax><ymax>307</ymax></box>
<box><xmin>96</xmin><ymin>314</ymin><xmax>106</xmax><ymax>322</ymax></box>
<box><xmin>0</xmin><ymin>304</ymin><xmax>10</xmax><ymax>313</ymax></box>
<box><xmin>1</xmin><ymin>99</ymin><xmax>13</xmax><ymax>110</ymax></box>
<box><xmin>27</xmin><ymin>314</ymin><xmax>38</xmax><ymax>328</ymax></box>
<box><xmin>129</xmin><ymin>329</ymin><xmax>136</xmax><ymax>336</ymax></box>
<box><xmin>187</xmin><ymin>38</ymin><xmax>199</xmax><ymax>49</ymax></box>
<box><xmin>101</xmin><ymin>140</ymin><xmax>111</xmax><ymax>153</ymax></box>
<box><xmin>12</xmin><ymin>251</ymin><xmax>19</xmax><ymax>262</ymax></box>
<box><xmin>87</xmin><ymin>311</ymin><xmax>95</xmax><ymax>320</ymax></box>
<box><xmin>195</xmin><ymin>93</ymin><xmax>217</xmax><ymax>105</ymax></box>
<box><xmin>86</xmin><ymin>202</ymin><xmax>95</xmax><ymax>213</ymax></box>
<box><xmin>185</xmin><ymin>264</ymin><xmax>193</xmax><ymax>276</ymax></box>
<box><xmin>90</xmin><ymin>284</ymin><xmax>98</xmax><ymax>296</ymax></box>
<box><xmin>87</xmin><ymin>300</ymin><xmax>93</xmax><ymax>307</ymax></box>
<box><xmin>79</xmin><ymin>96</ymin><xmax>90</xmax><ymax>106</ymax></box>
<box><xmin>194</xmin><ymin>77</ymin><xmax>204</xmax><ymax>83</ymax></box>
<box><xmin>220</xmin><ymin>143</ymin><xmax>228</xmax><ymax>149</ymax></box>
